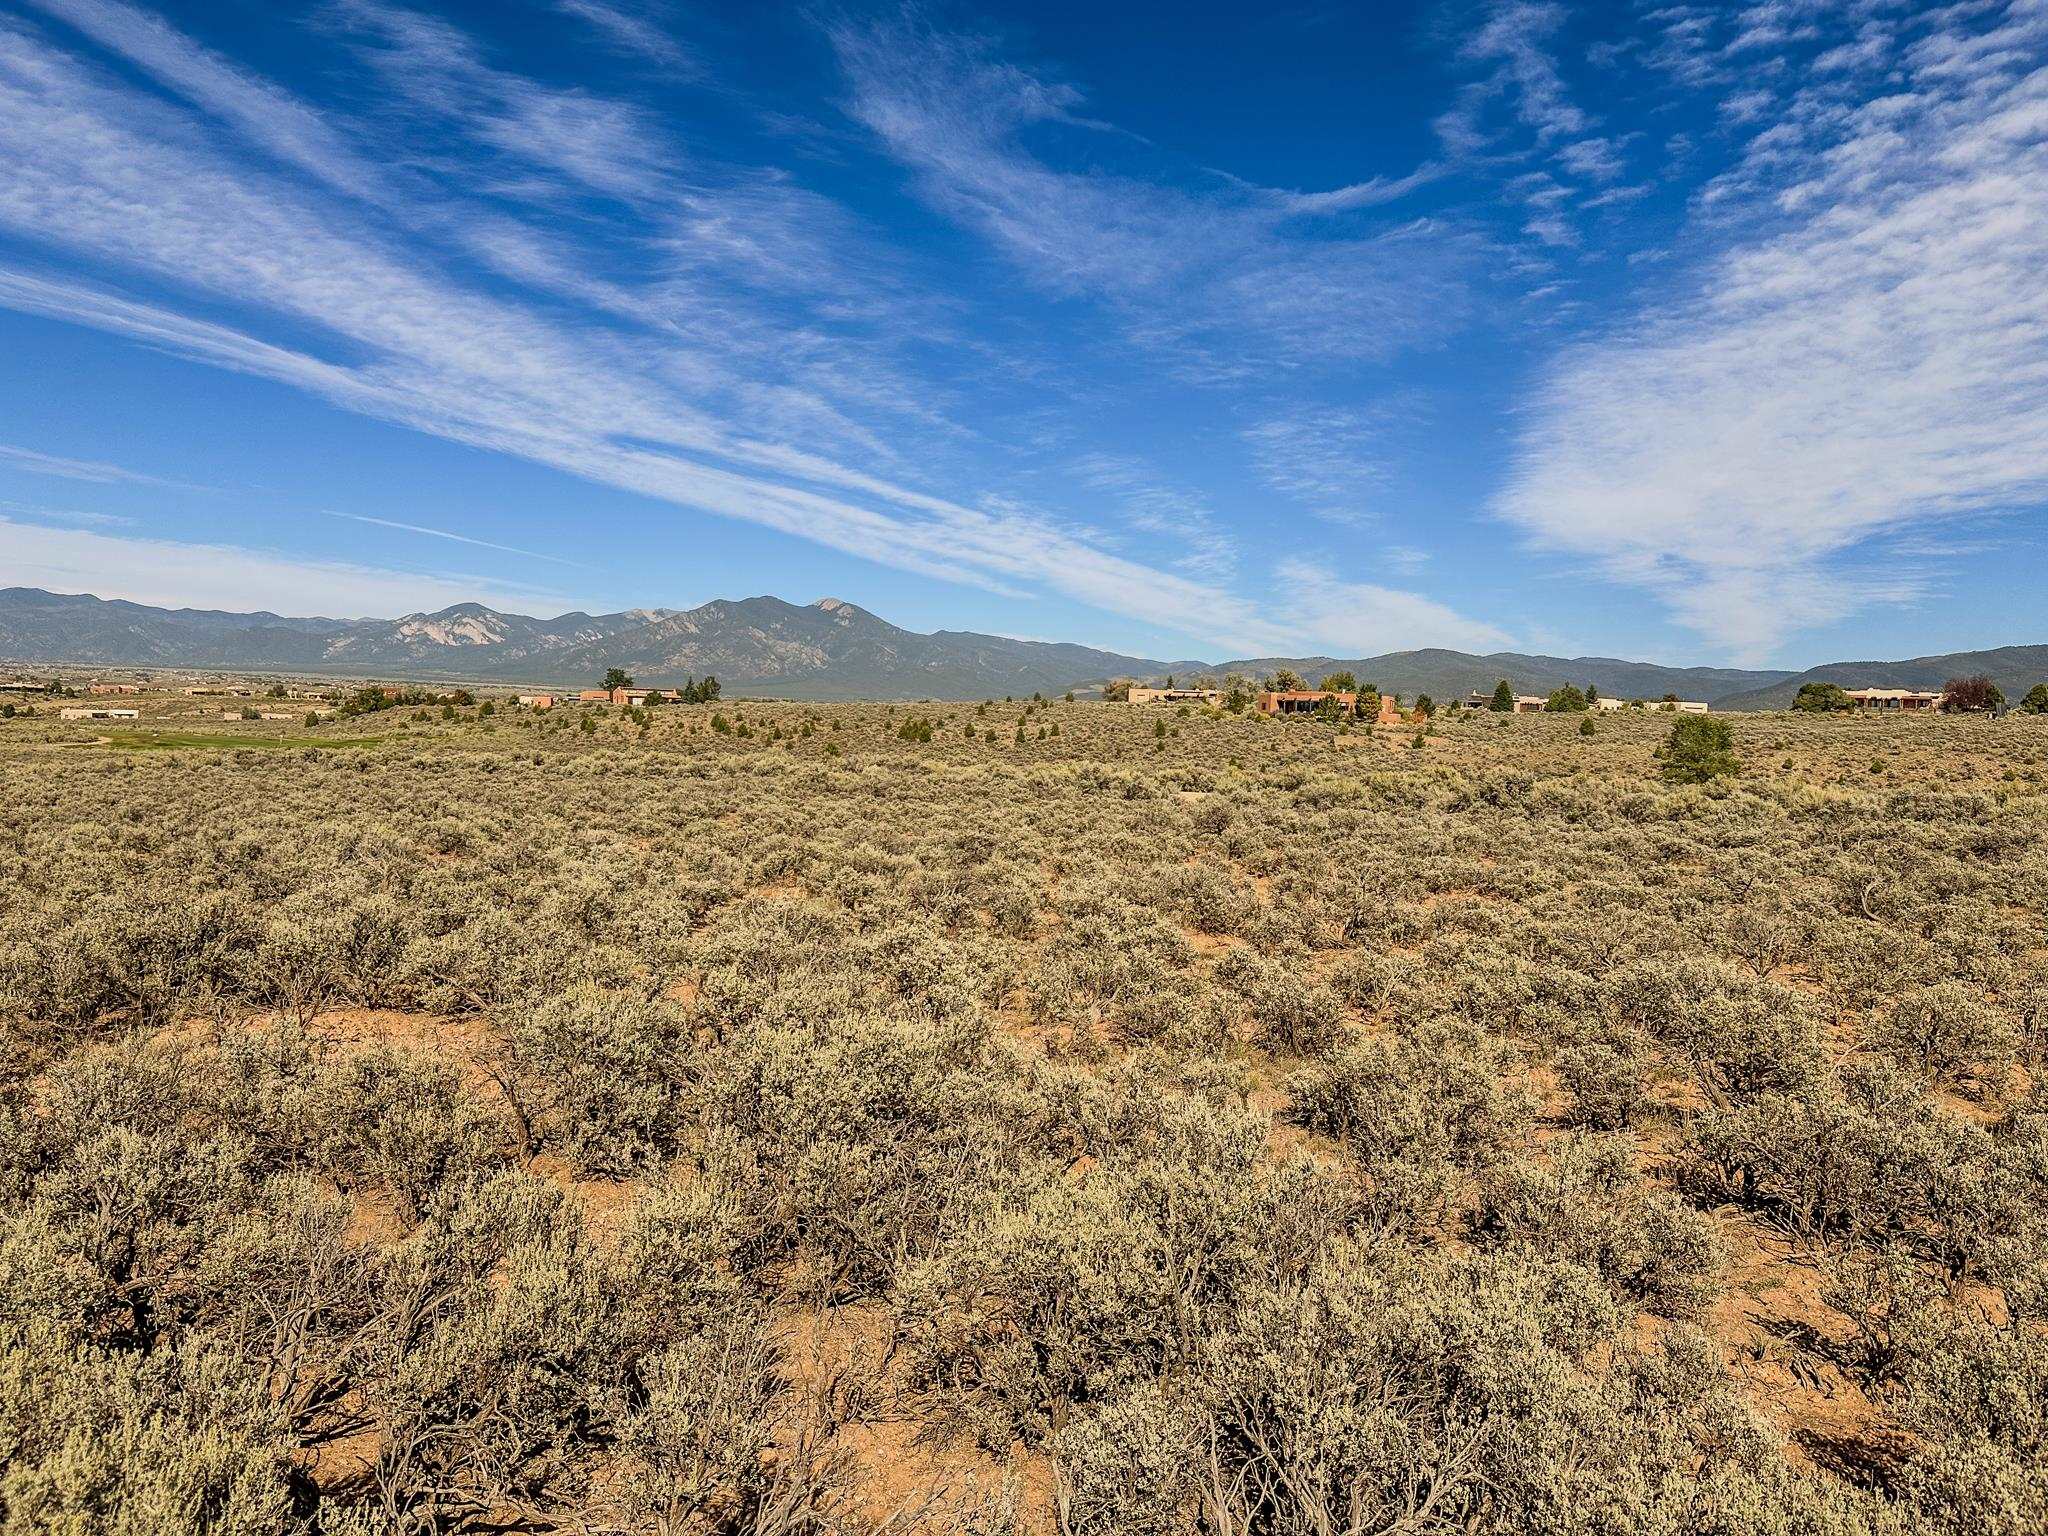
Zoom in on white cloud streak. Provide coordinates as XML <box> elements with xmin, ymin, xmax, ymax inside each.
<box><xmin>550</xmin><ymin>0</ymin><xmax>696</xmax><ymax>75</ymax></box>
<box><xmin>0</xmin><ymin>498</ymin><xmax>133</xmax><ymax>527</ymax></box>
<box><xmin>1251</xmin><ymin>163</ymin><xmax>1447</xmax><ymax>217</ymax></box>
<box><xmin>1275</xmin><ymin>559</ymin><xmax>1512</xmax><ymax>656</ymax></box>
<box><xmin>1495</xmin><ymin>1</ymin><xmax>2048</xmax><ymax>660</ymax></box>
<box><xmin>319</xmin><ymin>510</ymin><xmax>595</xmax><ymax>568</ymax></box>
<box><xmin>0</xmin><ymin>440</ymin><xmax>194</xmax><ymax>487</ymax></box>
<box><xmin>0</xmin><ymin>515</ymin><xmax>579</xmax><ymax>616</ymax></box>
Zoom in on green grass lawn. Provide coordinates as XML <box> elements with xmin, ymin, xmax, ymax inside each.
<box><xmin>101</xmin><ymin>732</ymin><xmax>385</xmax><ymax>751</ymax></box>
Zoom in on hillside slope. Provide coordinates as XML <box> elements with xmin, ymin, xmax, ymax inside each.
<box><xmin>1713</xmin><ymin>645</ymin><xmax>2048</xmax><ymax>709</ymax></box>
<box><xmin>539</xmin><ymin>596</ymin><xmax>1201</xmax><ymax>699</ymax></box>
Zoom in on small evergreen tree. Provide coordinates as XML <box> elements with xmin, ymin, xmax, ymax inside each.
<box><xmin>603</xmin><ymin>668</ymin><xmax>633</xmax><ymax>692</ymax></box>
<box><xmin>1544</xmin><ymin>685</ymin><xmax>1589</xmax><ymax>713</ymax></box>
<box><xmin>2022</xmin><ymin>683</ymin><xmax>2048</xmax><ymax>714</ymax></box>
<box><xmin>1660</xmin><ymin>715</ymin><xmax>1739</xmax><ymax>784</ymax></box>
<box><xmin>1792</xmin><ymin>682</ymin><xmax>1852</xmax><ymax>712</ymax></box>
<box><xmin>1489</xmin><ymin>679</ymin><xmax>1514</xmax><ymax>712</ymax></box>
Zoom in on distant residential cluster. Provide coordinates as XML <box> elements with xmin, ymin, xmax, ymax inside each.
<box><xmin>1117</xmin><ymin>673</ymin><xmax>1700</xmax><ymax>720</ymax></box>
<box><xmin>1792</xmin><ymin>675</ymin><xmax>2035</xmax><ymax>715</ymax></box>
<box><xmin>0</xmin><ymin>667</ymin><xmax>725</xmax><ymax>718</ymax></box>
<box><xmin>1459</xmin><ymin>688</ymin><xmax>1710</xmax><ymax>715</ymax></box>
<box><xmin>1120</xmin><ymin>675</ymin><xmax>1428</xmax><ymax>726</ymax></box>
<box><xmin>1112</xmin><ymin>670</ymin><xmax>2048</xmax><ymax>721</ymax></box>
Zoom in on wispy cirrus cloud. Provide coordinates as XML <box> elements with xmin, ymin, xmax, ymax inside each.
<box><xmin>549</xmin><ymin>0</ymin><xmax>697</xmax><ymax>76</ymax></box>
<box><xmin>1241</xmin><ymin>406</ymin><xmax>1401</xmax><ymax>527</ymax></box>
<box><xmin>1433</xmin><ymin>2</ymin><xmax>1643</xmax><ymax>251</ymax></box>
<box><xmin>0</xmin><ymin>498</ymin><xmax>133</xmax><ymax>527</ymax></box>
<box><xmin>0</xmin><ymin>440</ymin><xmax>199</xmax><ymax>489</ymax></box>
<box><xmin>827</xmin><ymin>13</ymin><xmax>1474</xmax><ymax>375</ymax></box>
<box><xmin>0</xmin><ymin>7</ymin><xmax>1503</xmax><ymax>658</ymax></box>
<box><xmin>1448</xmin><ymin>0</ymin><xmax>1587</xmax><ymax>147</ymax></box>
<box><xmin>1067</xmin><ymin>451</ymin><xmax>1236</xmax><ymax>579</ymax></box>
<box><xmin>330</xmin><ymin>0</ymin><xmax>679</xmax><ymax>204</ymax></box>
<box><xmin>1217</xmin><ymin>163</ymin><xmax>1446</xmax><ymax>218</ymax></box>
<box><xmin>20</xmin><ymin>0</ymin><xmax>390</xmax><ymax>200</ymax></box>
<box><xmin>1495</xmin><ymin>0</ymin><xmax>2048</xmax><ymax>659</ymax></box>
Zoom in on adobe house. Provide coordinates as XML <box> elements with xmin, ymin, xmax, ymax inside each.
<box><xmin>517</xmin><ymin>694</ymin><xmax>555</xmax><ymax>709</ymax></box>
<box><xmin>1373</xmin><ymin>693</ymin><xmax>1405</xmax><ymax>726</ymax></box>
<box><xmin>1844</xmin><ymin>688</ymin><xmax>1942</xmax><ymax>711</ymax></box>
<box><xmin>1127</xmin><ymin>687</ymin><xmax>1223</xmax><ymax>705</ymax></box>
<box><xmin>1257</xmin><ymin>689</ymin><xmax>1359</xmax><ymax>716</ymax></box>
<box><xmin>59</xmin><ymin>706</ymin><xmax>138</xmax><ymax>720</ymax></box>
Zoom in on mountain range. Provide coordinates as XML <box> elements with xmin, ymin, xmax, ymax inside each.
<box><xmin>1</xmin><ymin>588</ymin><xmax>2041</xmax><ymax>707</ymax></box>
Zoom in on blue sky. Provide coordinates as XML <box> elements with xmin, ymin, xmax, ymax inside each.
<box><xmin>0</xmin><ymin>0</ymin><xmax>2042</xmax><ymax>666</ymax></box>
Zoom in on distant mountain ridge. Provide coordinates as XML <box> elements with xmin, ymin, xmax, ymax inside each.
<box><xmin>0</xmin><ymin>587</ymin><xmax>2039</xmax><ymax>706</ymax></box>
<box><xmin>0</xmin><ymin>588</ymin><xmax>1182</xmax><ymax>700</ymax></box>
